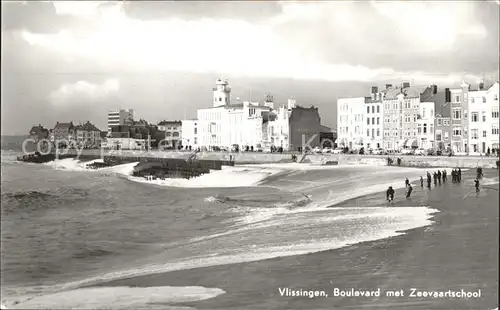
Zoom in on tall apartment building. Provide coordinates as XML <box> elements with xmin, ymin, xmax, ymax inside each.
<box><xmin>448</xmin><ymin>83</ymin><xmax>469</xmax><ymax>153</ymax></box>
<box><xmin>157</xmin><ymin>120</ymin><xmax>182</xmax><ymax>148</ymax></box>
<box><xmin>382</xmin><ymin>86</ymin><xmax>404</xmax><ymax>150</ymax></box>
<box><xmin>107</xmin><ymin>109</ymin><xmax>134</xmax><ymax>136</ymax></box>
<box><xmin>364</xmin><ymin>87</ymin><xmax>384</xmax><ymax>149</ymax></box>
<box><xmin>337</xmin><ymin>97</ymin><xmax>365</xmax><ymax>149</ymax></box>
<box><xmin>468</xmin><ymin>82</ymin><xmax>500</xmax><ymax>154</ymax></box>
<box><xmin>432</xmin><ymin>91</ymin><xmax>452</xmax><ymax>150</ymax></box>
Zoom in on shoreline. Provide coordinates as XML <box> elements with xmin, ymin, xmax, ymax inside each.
<box><xmin>85</xmin><ymin>169</ymin><xmax>498</xmax><ymax>310</ymax></box>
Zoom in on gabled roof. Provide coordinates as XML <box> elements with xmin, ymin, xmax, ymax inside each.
<box><xmin>75</xmin><ymin>121</ymin><xmax>100</xmax><ymax>132</ymax></box>
<box><xmin>54</xmin><ymin>122</ymin><xmax>74</xmax><ymax>130</ymax></box>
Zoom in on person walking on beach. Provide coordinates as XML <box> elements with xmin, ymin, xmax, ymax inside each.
<box><xmin>452</xmin><ymin>169</ymin><xmax>456</xmax><ymax>183</ymax></box>
<box><xmin>406</xmin><ymin>184</ymin><xmax>413</xmax><ymax>199</ymax></box>
<box><xmin>474</xmin><ymin>179</ymin><xmax>480</xmax><ymax>193</ymax></box>
<box><xmin>420</xmin><ymin>176</ymin><xmax>424</xmax><ymax>188</ymax></box>
<box><xmin>476</xmin><ymin>167</ymin><xmax>483</xmax><ymax>179</ymax></box>
<box><xmin>405</xmin><ymin>177</ymin><xmax>410</xmax><ymax>188</ymax></box>
<box><xmin>442</xmin><ymin>170</ymin><xmax>447</xmax><ymax>183</ymax></box>
<box><xmin>433</xmin><ymin>172</ymin><xmax>438</xmax><ymax>185</ymax></box>
<box><xmin>427</xmin><ymin>172</ymin><xmax>432</xmax><ymax>188</ymax></box>
<box><xmin>458</xmin><ymin>168</ymin><xmax>462</xmax><ymax>183</ymax></box>
<box><xmin>386</xmin><ymin>186</ymin><xmax>395</xmax><ymax>203</ymax></box>
<box><xmin>437</xmin><ymin>170</ymin><xmax>442</xmax><ymax>184</ymax></box>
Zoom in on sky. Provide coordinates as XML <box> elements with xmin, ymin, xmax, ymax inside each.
<box><xmin>1</xmin><ymin>0</ymin><xmax>499</xmax><ymax>135</ymax></box>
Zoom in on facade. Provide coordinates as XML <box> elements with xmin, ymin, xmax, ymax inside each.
<box><xmin>364</xmin><ymin>87</ymin><xmax>384</xmax><ymax>149</ymax></box>
<box><xmin>74</xmin><ymin>121</ymin><xmax>102</xmax><ymax>148</ymax></box>
<box><xmin>486</xmin><ymin>82</ymin><xmax>499</xmax><ymax>151</ymax></box>
<box><xmin>28</xmin><ymin>124</ymin><xmax>49</xmax><ymax>142</ymax></box>
<box><xmin>157</xmin><ymin>120</ymin><xmax>182</xmax><ymax>148</ymax></box>
<box><xmin>53</xmin><ymin>122</ymin><xmax>75</xmax><ymax>146</ymax></box>
<box><xmin>467</xmin><ymin>85</ymin><xmax>488</xmax><ymax>154</ymax></box>
<box><xmin>107</xmin><ymin>109</ymin><xmax>134</xmax><ymax>136</ymax></box>
<box><xmin>181</xmin><ymin>119</ymin><xmax>198</xmax><ymax>149</ymax></box>
<box><xmin>432</xmin><ymin>91</ymin><xmax>452</xmax><ymax>150</ymax></box>
<box><xmin>288</xmin><ymin>105</ymin><xmax>322</xmax><ymax>151</ymax></box>
<box><xmin>417</xmin><ymin>101</ymin><xmax>435</xmax><ymax>149</ymax></box>
<box><xmin>449</xmin><ymin>83</ymin><xmax>469</xmax><ymax>153</ymax></box>
<box><xmin>382</xmin><ymin>86</ymin><xmax>403</xmax><ymax>150</ymax></box>
<box><xmin>337</xmin><ymin>97</ymin><xmax>365</xmax><ymax>149</ymax></box>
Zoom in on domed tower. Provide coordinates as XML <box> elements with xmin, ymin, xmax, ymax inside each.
<box><xmin>213</xmin><ymin>79</ymin><xmax>231</xmax><ymax>107</ymax></box>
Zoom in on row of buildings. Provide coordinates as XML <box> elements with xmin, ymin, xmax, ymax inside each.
<box><xmin>29</xmin><ymin>121</ymin><xmax>104</xmax><ymax>148</ymax></box>
<box><xmin>106</xmin><ymin>79</ymin><xmax>332</xmax><ymax>151</ymax></box>
<box><xmin>337</xmin><ymin>81</ymin><xmax>499</xmax><ymax>155</ymax></box>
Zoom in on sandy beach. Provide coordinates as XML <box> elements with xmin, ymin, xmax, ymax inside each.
<box><xmin>93</xmin><ymin>168</ymin><xmax>499</xmax><ymax>310</ymax></box>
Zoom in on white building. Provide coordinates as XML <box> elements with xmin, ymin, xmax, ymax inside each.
<box><xmin>337</xmin><ymin>97</ymin><xmax>365</xmax><ymax>149</ymax></box>
<box><xmin>417</xmin><ymin>101</ymin><xmax>435</xmax><ymax>149</ymax></box>
<box><xmin>181</xmin><ymin>119</ymin><xmax>198</xmax><ymax>149</ymax></box>
<box><xmin>487</xmin><ymin>82</ymin><xmax>499</xmax><ymax>152</ymax></box>
<box><xmin>467</xmin><ymin>85</ymin><xmax>488</xmax><ymax>154</ymax></box>
<box><xmin>107</xmin><ymin>109</ymin><xmax>134</xmax><ymax>136</ymax></box>
<box><xmin>195</xmin><ymin>79</ymin><xmax>272</xmax><ymax>150</ymax></box>
<box><xmin>266</xmin><ymin>99</ymin><xmax>295</xmax><ymax>150</ymax></box>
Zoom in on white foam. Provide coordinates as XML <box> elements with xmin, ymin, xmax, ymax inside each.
<box><xmin>44</xmin><ymin>158</ymin><xmax>138</xmax><ymax>176</ymax></box>
<box><xmin>127</xmin><ymin>166</ymin><xmax>283</xmax><ymax>188</ymax></box>
<box><xmin>5</xmin><ymin>286</ymin><xmax>224</xmax><ymax>309</ymax></box>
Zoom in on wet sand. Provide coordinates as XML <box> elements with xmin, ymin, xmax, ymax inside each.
<box><xmin>95</xmin><ymin>169</ymin><xmax>499</xmax><ymax>310</ymax></box>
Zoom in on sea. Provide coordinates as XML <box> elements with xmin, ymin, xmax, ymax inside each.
<box><xmin>0</xmin><ymin>135</ymin><xmax>469</xmax><ymax>309</ymax></box>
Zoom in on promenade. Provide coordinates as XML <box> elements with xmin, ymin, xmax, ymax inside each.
<box><xmin>58</xmin><ymin>149</ymin><xmax>499</xmax><ymax>169</ymax></box>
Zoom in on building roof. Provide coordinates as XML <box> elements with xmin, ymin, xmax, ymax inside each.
<box><xmin>158</xmin><ymin>120</ymin><xmax>182</xmax><ymax>125</ymax></box>
<box><xmin>54</xmin><ymin>122</ymin><xmax>74</xmax><ymax>129</ymax></box>
<box><xmin>429</xmin><ymin>91</ymin><xmax>450</xmax><ymax>118</ymax></box>
<box><xmin>29</xmin><ymin>125</ymin><xmax>49</xmax><ymax>135</ymax></box>
<box><xmin>75</xmin><ymin>121</ymin><xmax>100</xmax><ymax>132</ymax></box>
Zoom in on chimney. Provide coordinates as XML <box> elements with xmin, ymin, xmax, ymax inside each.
<box><xmin>445</xmin><ymin>88</ymin><xmax>451</xmax><ymax>103</ymax></box>
<box><xmin>432</xmin><ymin>85</ymin><xmax>437</xmax><ymax>94</ymax></box>
<box><xmin>371</xmin><ymin>86</ymin><xmax>378</xmax><ymax>94</ymax></box>
<box><xmin>402</xmin><ymin>82</ymin><xmax>410</xmax><ymax>88</ymax></box>
<box><xmin>385</xmin><ymin>84</ymin><xmax>392</xmax><ymax>90</ymax></box>
<box><xmin>479</xmin><ymin>82</ymin><xmax>484</xmax><ymax>90</ymax></box>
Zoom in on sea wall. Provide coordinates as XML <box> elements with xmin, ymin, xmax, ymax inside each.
<box><xmin>39</xmin><ymin>149</ymin><xmax>499</xmax><ymax>168</ymax></box>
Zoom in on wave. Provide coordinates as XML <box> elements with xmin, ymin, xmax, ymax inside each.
<box><xmin>2</xmin><ymin>286</ymin><xmax>225</xmax><ymax>309</ymax></box>
<box><xmin>42</xmin><ymin>158</ymin><xmax>138</xmax><ymax>176</ymax></box>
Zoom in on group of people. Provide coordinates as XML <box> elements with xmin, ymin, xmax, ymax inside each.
<box><xmin>386</xmin><ymin>166</ymin><xmax>485</xmax><ymax>203</ymax></box>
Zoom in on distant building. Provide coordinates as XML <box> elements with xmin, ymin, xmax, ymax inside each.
<box><xmin>432</xmin><ymin>91</ymin><xmax>452</xmax><ymax>151</ymax></box>
<box><xmin>53</xmin><ymin>121</ymin><xmax>75</xmax><ymax>147</ymax></box>
<box><xmin>157</xmin><ymin>120</ymin><xmax>182</xmax><ymax>148</ymax></box>
<box><xmin>449</xmin><ymin>82</ymin><xmax>470</xmax><ymax>153</ymax></box>
<box><xmin>74</xmin><ymin>121</ymin><xmax>102</xmax><ymax>148</ymax></box>
<box><xmin>486</xmin><ymin>82</ymin><xmax>499</xmax><ymax>152</ymax></box>
<box><xmin>107</xmin><ymin>109</ymin><xmax>134</xmax><ymax>136</ymax></box>
<box><xmin>28</xmin><ymin>124</ymin><xmax>49</xmax><ymax>142</ymax></box>
<box><xmin>364</xmin><ymin>86</ymin><xmax>384</xmax><ymax>150</ymax></box>
<box><xmin>337</xmin><ymin>97</ymin><xmax>365</xmax><ymax>149</ymax></box>
<box><xmin>181</xmin><ymin>119</ymin><xmax>198</xmax><ymax>149</ymax></box>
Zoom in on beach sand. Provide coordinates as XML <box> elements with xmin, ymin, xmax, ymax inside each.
<box><xmin>94</xmin><ymin>169</ymin><xmax>499</xmax><ymax>310</ymax></box>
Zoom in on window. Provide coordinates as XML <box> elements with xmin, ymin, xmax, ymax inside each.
<box><xmin>482</xmin><ymin>112</ymin><xmax>486</xmax><ymax>122</ymax></box>
<box><xmin>423</xmin><ymin>123</ymin><xmax>427</xmax><ymax>134</ymax></box>
<box><xmin>194</xmin><ymin>128</ymin><xmax>197</xmax><ymax>134</ymax></box>
<box><xmin>422</xmin><ymin>108</ymin><xmax>426</xmax><ymax>119</ymax></box>
<box><xmin>436</xmin><ymin>131</ymin><xmax>442</xmax><ymax>141</ymax></box>
<box><xmin>372</xmin><ymin>106</ymin><xmax>375</xmax><ymax>113</ymax></box>
<box><xmin>430</xmin><ymin>124</ymin><xmax>434</xmax><ymax>135</ymax></box>
<box><xmin>367</xmin><ymin>106</ymin><xmax>370</xmax><ymax>114</ymax></box>
<box><xmin>444</xmin><ymin>132</ymin><xmax>449</xmax><ymax>139</ymax></box>
<box><xmin>377</xmin><ymin>117</ymin><xmax>380</xmax><ymax>125</ymax></box>
<box><xmin>453</xmin><ymin>128</ymin><xmax>462</xmax><ymax>136</ymax></box>
<box><xmin>470</xmin><ymin>97</ymin><xmax>475</xmax><ymax>104</ymax></box>
<box><xmin>371</xmin><ymin>117</ymin><xmax>374</xmax><ymax>124</ymax></box>
<box><xmin>219</xmin><ymin>97</ymin><xmax>222</xmax><ymax>102</ymax></box>
<box><xmin>482</xmin><ymin>97</ymin><xmax>486</xmax><ymax>103</ymax></box>
<box><xmin>437</xmin><ymin>119</ymin><xmax>442</xmax><ymax>125</ymax></box>
<box><xmin>464</xmin><ymin>110</ymin><xmax>468</xmax><ymax>119</ymax></box>
<box><xmin>471</xmin><ymin>112</ymin><xmax>479</xmax><ymax>122</ymax></box>
<box><xmin>454</xmin><ymin>95</ymin><xmax>460</xmax><ymax>103</ymax></box>
<box><xmin>377</xmin><ymin>129</ymin><xmax>380</xmax><ymax>136</ymax></box>
<box><xmin>482</xmin><ymin>130</ymin><xmax>487</xmax><ymax>138</ymax></box>
<box><xmin>413</xmin><ymin>114</ymin><xmax>417</xmax><ymax>122</ymax></box>
<box><xmin>453</xmin><ymin>108</ymin><xmax>461</xmax><ymax>120</ymax></box>
<box><xmin>377</xmin><ymin>106</ymin><xmax>380</xmax><ymax>113</ymax></box>
<box><xmin>367</xmin><ymin>118</ymin><xmax>370</xmax><ymax>125</ymax></box>
<box><xmin>367</xmin><ymin>129</ymin><xmax>370</xmax><ymax>137</ymax></box>
<box><xmin>430</xmin><ymin>109</ymin><xmax>434</xmax><ymax>117</ymax></box>
<box><xmin>417</xmin><ymin>124</ymin><xmax>421</xmax><ymax>134</ymax></box>
<box><xmin>493</xmin><ymin>110</ymin><xmax>500</xmax><ymax>118</ymax></box>
<box><xmin>471</xmin><ymin>129</ymin><xmax>478</xmax><ymax>139</ymax></box>
<box><xmin>493</xmin><ymin>126</ymin><xmax>499</xmax><ymax>135</ymax></box>
<box><xmin>372</xmin><ymin>128</ymin><xmax>375</xmax><ymax>137</ymax></box>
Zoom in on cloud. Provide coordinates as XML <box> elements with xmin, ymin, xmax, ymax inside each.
<box><xmin>49</xmin><ymin>80</ymin><xmax>119</xmax><ymax>105</ymax></box>
<box><xmin>12</xmin><ymin>1</ymin><xmax>500</xmax><ymax>84</ymax></box>
<box><xmin>53</xmin><ymin>1</ymin><xmax>109</xmax><ymax>17</ymax></box>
